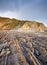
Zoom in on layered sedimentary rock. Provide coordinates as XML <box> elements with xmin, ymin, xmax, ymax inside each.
<box><xmin>0</xmin><ymin>30</ymin><xmax>47</xmax><ymax>65</ymax></box>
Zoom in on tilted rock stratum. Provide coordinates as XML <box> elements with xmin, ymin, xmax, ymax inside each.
<box><xmin>0</xmin><ymin>30</ymin><xmax>47</xmax><ymax>65</ymax></box>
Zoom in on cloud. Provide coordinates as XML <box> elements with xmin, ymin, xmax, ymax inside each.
<box><xmin>0</xmin><ymin>11</ymin><xmax>21</xmax><ymax>19</ymax></box>
<box><xmin>0</xmin><ymin>0</ymin><xmax>47</xmax><ymax>25</ymax></box>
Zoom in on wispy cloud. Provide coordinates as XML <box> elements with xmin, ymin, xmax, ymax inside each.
<box><xmin>0</xmin><ymin>11</ymin><xmax>21</xmax><ymax>19</ymax></box>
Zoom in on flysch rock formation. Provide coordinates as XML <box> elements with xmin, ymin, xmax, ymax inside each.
<box><xmin>0</xmin><ymin>30</ymin><xmax>47</xmax><ymax>65</ymax></box>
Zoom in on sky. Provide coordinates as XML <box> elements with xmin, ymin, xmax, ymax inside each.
<box><xmin>0</xmin><ymin>0</ymin><xmax>47</xmax><ymax>26</ymax></box>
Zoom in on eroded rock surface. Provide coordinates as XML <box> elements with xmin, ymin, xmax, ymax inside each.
<box><xmin>0</xmin><ymin>30</ymin><xmax>47</xmax><ymax>65</ymax></box>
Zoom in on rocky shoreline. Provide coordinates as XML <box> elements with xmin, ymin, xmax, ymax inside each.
<box><xmin>0</xmin><ymin>30</ymin><xmax>47</xmax><ymax>65</ymax></box>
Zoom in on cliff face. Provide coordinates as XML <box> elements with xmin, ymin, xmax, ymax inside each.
<box><xmin>0</xmin><ymin>17</ymin><xmax>45</xmax><ymax>31</ymax></box>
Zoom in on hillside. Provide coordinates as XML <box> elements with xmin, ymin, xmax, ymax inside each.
<box><xmin>0</xmin><ymin>17</ymin><xmax>45</xmax><ymax>31</ymax></box>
